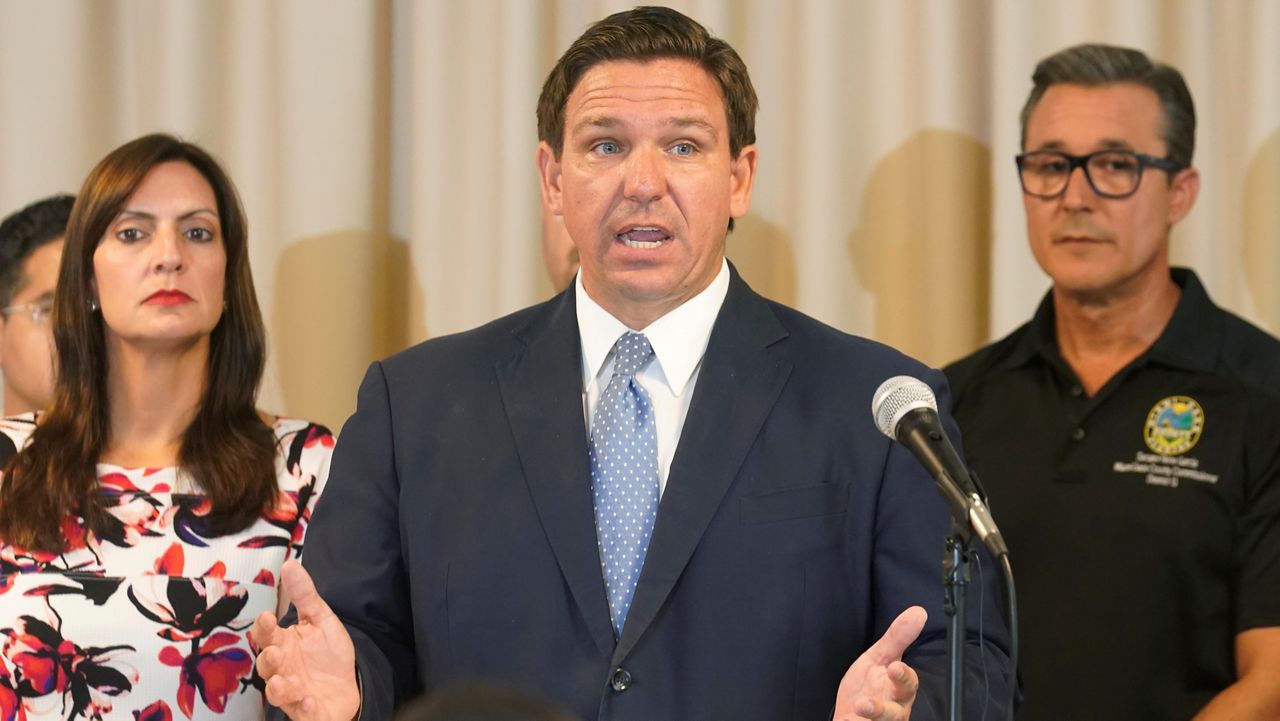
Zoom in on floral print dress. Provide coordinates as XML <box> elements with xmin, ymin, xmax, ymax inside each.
<box><xmin>0</xmin><ymin>415</ymin><xmax>333</xmax><ymax>721</ymax></box>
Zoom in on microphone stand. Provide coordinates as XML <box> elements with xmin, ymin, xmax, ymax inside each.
<box><xmin>878</xmin><ymin>398</ymin><xmax>1015</xmax><ymax>719</ymax></box>
<box><xmin>942</xmin><ymin>518</ymin><xmax>975</xmax><ymax>721</ymax></box>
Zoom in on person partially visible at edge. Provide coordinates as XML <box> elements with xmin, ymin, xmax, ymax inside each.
<box><xmin>945</xmin><ymin>43</ymin><xmax>1280</xmax><ymax>720</ymax></box>
<box><xmin>253</xmin><ymin>7</ymin><xmax>1012</xmax><ymax>721</ymax></box>
<box><xmin>0</xmin><ymin>134</ymin><xmax>334</xmax><ymax>720</ymax></box>
<box><xmin>542</xmin><ymin>205</ymin><xmax>580</xmax><ymax>292</ymax></box>
<box><xmin>0</xmin><ymin>194</ymin><xmax>73</xmax><ymax>418</ymax></box>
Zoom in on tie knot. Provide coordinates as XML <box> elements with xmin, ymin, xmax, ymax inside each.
<box><xmin>612</xmin><ymin>332</ymin><xmax>654</xmax><ymax>377</ymax></box>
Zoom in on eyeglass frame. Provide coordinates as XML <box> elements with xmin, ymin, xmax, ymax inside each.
<box><xmin>1014</xmin><ymin>149</ymin><xmax>1185</xmax><ymax>200</ymax></box>
<box><xmin>0</xmin><ymin>296</ymin><xmax>54</xmax><ymax>325</ymax></box>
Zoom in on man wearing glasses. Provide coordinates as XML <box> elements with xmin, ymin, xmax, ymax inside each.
<box><xmin>0</xmin><ymin>194</ymin><xmax>71</xmax><ymax>418</ymax></box>
<box><xmin>946</xmin><ymin>44</ymin><xmax>1280</xmax><ymax>719</ymax></box>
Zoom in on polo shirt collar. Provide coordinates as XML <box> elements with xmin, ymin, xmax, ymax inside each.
<box><xmin>997</xmin><ymin>266</ymin><xmax>1221</xmax><ymax>373</ymax></box>
<box><xmin>1145</xmin><ymin>267</ymin><xmax>1222</xmax><ymax>373</ymax></box>
<box><xmin>1000</xmin><ymin>291</ymin><xmax>1059</xmax><ymax>370</ymax></box>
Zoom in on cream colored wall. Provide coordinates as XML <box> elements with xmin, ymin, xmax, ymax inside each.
<box><xmin>2</xmin><ymin>0</ymin><xmax>1276</xmax><ymax>430</ymax></box>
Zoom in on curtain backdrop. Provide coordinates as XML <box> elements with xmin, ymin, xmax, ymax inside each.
<box><xmin>2</xmin><ymin>0</ymin><xmax>1276</xmax><ymax>430</ymax></box>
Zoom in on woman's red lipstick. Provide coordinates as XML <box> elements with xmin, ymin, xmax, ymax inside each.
<box><xmin>143</xmin><ymin>289</ymin><xmax>193</xmax><ymax>306</ymax></box>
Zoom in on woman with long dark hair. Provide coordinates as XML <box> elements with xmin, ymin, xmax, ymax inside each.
<box><xmin>0</xmin><ymin>134</ymin><xmax>333</xmax><ymax>720</ymax></box>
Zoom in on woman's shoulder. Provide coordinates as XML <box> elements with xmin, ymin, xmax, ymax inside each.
<box><xmin>269</xmin><ymin>416</ymin><xmax>335</xmax><ymax>479</ymax></box>
<box><xmin>269</xmin><ymin>415</ymin><xmax>335</xmax><ymax>445</ymax></box>
<box><xmin>0</xmin><ymin>412</ymin><xmax>38</xmax><ymax>460</ymax></box>
<box><xmin>265</xmin><ymin>417</ymin><xmax>334</xmax><ymax>528</ymax></box>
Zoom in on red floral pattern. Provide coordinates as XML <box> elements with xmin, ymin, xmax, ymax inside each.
<box><xmin>0</xmin><ymin>417</ymin><xmax>332</xmax><ymax>720</ymax></box>
<box><xmin>132</xmin><ymin>700</ymin><xmax>172</xmax><ymax>721</ymax></box>
<box><xmin>158</xmin><ymin>632</ymin><xmax>254</xmax><ymax>718</ymax></box>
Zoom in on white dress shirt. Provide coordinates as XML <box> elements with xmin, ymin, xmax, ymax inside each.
<box><xmin>576</xmin><ymin>259</ymin><xmax>730</xmax><ymax>494</ymax></box>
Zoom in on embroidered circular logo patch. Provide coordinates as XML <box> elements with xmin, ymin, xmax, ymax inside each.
<box><xmin>1144</xmin><ymin>395</ymin><xmax>1204</xmax><ymax>456</ymax></box>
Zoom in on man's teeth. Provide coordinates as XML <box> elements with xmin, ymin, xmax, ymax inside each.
<box><xmin>623</xmin><ymin>238</ymin><xmax>663</xmax><ymax>249</ymax></box>
<box><xmin>619</xmin><ymin>227</ymin><xmax>667</xmax><ymax>248</ymax></box>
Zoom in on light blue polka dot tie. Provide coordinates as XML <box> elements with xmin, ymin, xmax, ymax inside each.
<box><xmin>590</xmin><ymin>332</ymin><xmax>660</xmax><ymax>637</ymax></box>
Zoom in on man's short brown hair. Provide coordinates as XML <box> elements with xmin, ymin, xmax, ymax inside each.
<box><xmin>536</xmin><ymin>6</ymin><xmax>757</xmax><ymax>160</ymax></box>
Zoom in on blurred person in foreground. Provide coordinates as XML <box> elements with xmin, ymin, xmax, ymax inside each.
<box><xmin>253</xmin><ymin>7</ymin><xmax>1012</xmax><ymax>721</ymax></box>
<box><xmin>394</xmin><ymin>683</ymin><xmax>577</xmax><ymax>721</ymax></box>
<box><xmin>946</xmin><ymin>44</ymin><xmax>1280</xmax><ymax>720</ymax></box>
<box><xmin>0</xmin><ymin>134</ymin><xmax>334</xmax><ymax>720</ymax></box>
<box><xmin>0</xmin><ymin>194</ymin><xmax>73</xmax><ymax>419</ymax></box>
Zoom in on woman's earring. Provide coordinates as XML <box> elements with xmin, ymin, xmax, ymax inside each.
<box><xmin>89</xmin><ymin>298</ymin><xmax>99</xmax><ymax>312</ymax></box>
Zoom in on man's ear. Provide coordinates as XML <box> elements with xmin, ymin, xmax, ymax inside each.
<box><xmin>1167</xmin><ymin>166</ymin><xmax>1200</xmax><ymax>226</ymax></box>
<box><xmin>728</xmin><ymin>144</ymin><xmax>758</xmax><ymax>220</ymax></box>
<box><xmin>536</xmin><ymin>142</ymin><xmax>564</xmax><ymax>216</ymax></box>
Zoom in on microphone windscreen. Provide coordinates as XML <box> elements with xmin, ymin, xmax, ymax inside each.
<box><xmin>872</xmin><ymin>375</ymin><xmax>937</xmax><ymax>438</ymax></box>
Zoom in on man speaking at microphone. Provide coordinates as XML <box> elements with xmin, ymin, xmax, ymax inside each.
<box><xmin>946</xmin><ymin>44</ymin><xmax>1280</xmax><ymax>719</ymax></box>
<box><xmin>252</xmin><ymin>7</ymin><xmax>1012</xmax><ymax>720</ymax></box>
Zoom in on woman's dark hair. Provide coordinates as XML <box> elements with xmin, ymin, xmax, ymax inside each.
<box><xmin>0</xmin><ymin>133</ymin><xmax>276</xmax><ymax>552</ymax></box>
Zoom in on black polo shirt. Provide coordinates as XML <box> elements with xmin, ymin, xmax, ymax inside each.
<box><xmin>945</xmin><ymin>268</ymin><xmax>1280</xmax><ymax>720</ymax></box>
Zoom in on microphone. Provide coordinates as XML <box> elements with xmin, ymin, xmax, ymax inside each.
<box><xmin>872</xmin><ymin>375</ymin><xmax>1008</xmax><ymax>556</ymax></box>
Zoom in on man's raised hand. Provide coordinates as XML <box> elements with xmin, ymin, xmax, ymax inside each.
<box><xmin>834</xmin><ymin>606</ymin><xmax>927</xmax><ymax>721</ymax></box>
<box><xmin>252</xmin><ymin>560</ymin><xmax>361</xmax><ymax>721</ymax></box>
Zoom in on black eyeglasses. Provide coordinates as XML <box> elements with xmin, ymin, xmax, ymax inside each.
<box><xmin>1015</xmin><ymin>150</ymin><xmax>1184</xmax><ymax>199</ymax></box>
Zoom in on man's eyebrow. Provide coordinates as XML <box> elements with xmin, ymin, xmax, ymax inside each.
<box><xmin>571</xmin><ymin>116</ymin><xmax>622</xmax><ymax>135</ymax></box>
<box><xmin>569</xmin><ymin>116</ymin><xmax>720</xmax><ymax>136</ymax></box>
<box><xmin>670</xmin><ymin>117</ymin><xmax>718</xmax><ymax>136</ymax></box>
<box><xmin>1096</xmin><ymin>138</ymin><xmax>1136</xmax><ymax>150</ymax></box>
<box><xmin>1032</xmin><ymin>138</ymin><xmax>1135</xmax><ymax>152</ymax></box>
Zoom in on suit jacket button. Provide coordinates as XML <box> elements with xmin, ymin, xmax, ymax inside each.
<box><xmin>610</xmin><ymin>668</ymin><xmax>632</xmax><ymax>692</ymax></box>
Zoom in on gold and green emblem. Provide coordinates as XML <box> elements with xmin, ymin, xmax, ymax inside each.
<box><xmin>1144</xmin><ymin>396</ymin><xmax>1204</xmax><ymax>456</ymax></box>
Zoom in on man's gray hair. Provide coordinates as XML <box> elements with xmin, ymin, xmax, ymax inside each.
<box><xmin>1019</xmin><ymin>43</ymin><xmax>1195</xmax><ymax>169</ymax></box>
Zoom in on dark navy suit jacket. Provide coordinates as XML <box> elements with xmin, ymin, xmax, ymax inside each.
<box><xmin>298</xmin><ymin>269</ymin><xmax>1012</xmax><ymax>720</ymax></box>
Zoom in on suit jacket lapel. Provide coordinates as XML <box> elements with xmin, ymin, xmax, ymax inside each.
<box><xmin>613</xmin><ymin>270</ymin><xmax>793</xmax><ymax>662</ymax></box>
<box><xmin>495</xmin><ymin>290</ymin><xmax>617</xmax><ymax>657</ymax></box>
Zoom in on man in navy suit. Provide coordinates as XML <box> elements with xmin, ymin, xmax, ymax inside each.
<box><xmin>252</xmin><ymin>7</ymin><xmax>1012</xmax><ymax>720</ymax></box>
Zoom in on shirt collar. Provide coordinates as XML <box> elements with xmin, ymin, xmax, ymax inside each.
<box><xmin>576</xmin><ymin>259</ymin><xmax>730</xmax><ymax>395</ymax></box>
<box><xmin>998</xmin><ymin>291</ymin><xmax>1058</xmax><ymax>370</ymax></box>
<box><xmin>998</xmin><ymin>266</ymin><xmax>1220</xmax><ymax>373</ymax></box>
<box><xmin>1145</xmin><ymin>267</ymin><xmax>1222</xmax><ymax>372</ymax></box>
